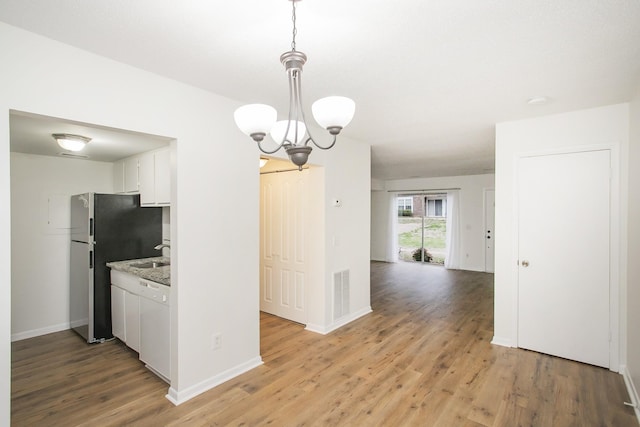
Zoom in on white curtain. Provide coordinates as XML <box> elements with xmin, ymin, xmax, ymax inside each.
<box><xmin>444</xmin><ymin>190</ymin><xmax>461</xmax><ymax>269</ymax></box>
<box><xmin>385</xmin><ymin>192</ymin><xmax>399</xmax><ymax>262</ymax></box>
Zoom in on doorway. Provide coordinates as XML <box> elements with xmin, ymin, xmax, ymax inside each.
<box><xmin>259</xmin><ymin>166</ymin><xmax>308</xmax><ymax>324</ymax></box>
<box><xmin>484</xmin><ymin>189</ymin><xmax>495</xmax><ymax>273</ymax></box>
<box><xmin>258</xmin><ymin>158</ymin><xmax>327</xmax><ymax>326</ymax></box>
<box><xmin>9</xmin><ymin>111</ymin><xmax>173</xmax><ymax>342</ymax></box>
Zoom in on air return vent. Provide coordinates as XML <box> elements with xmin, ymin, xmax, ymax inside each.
<box><xmin>333</xmin><ymin>270</ymin><xmax>350</xmax><ymax>321</ymax></box>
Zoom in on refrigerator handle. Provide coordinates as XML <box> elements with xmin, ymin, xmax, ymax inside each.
<box><xmin>89</xmin><ymin>250</ymin><xmax>94</xmax><ymax>269</ymax></box>
<box><xmin>89</xmin><ymin>218</ymin><xmax>94</xmax><ymax>237</ymax></box>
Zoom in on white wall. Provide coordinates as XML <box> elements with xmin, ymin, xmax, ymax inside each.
<box><xmin>307</xmin><ymin>135</ymin><xmax>372</xmax><ymax>333</ymax></box>
<box><xmin>10</xmin><ymin>153</ymin><xmax>114</xmax><ymax>340</ymax></box>
<box><xmin>0</xmin><ymin>21</ymin><xmax>370</xmax><ymax>419</ymax></box>
<box><xmin>493</xmin><ymin>104</ymin><xmax>628</xmax><ymax>367</ymax></box>
<box><xmin>372</xmin><ymin>174</ymin><xmax>495</xmax><ymax>271</ymax></box>
<box><xmin>370</xmin><ymin>190</ymin><xmax>391</xmax><ymax>262</ymax></box>
<box><xmin>627</xmin><ymin>83</ymin><xmax>640</xmax><ymax>406</ymax></box>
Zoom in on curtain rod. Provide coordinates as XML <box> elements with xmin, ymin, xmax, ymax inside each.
<box><xmin>386</xmin><ymin>187</ymin><xmax>461</xmax><ymax>193</ymax></box>
<box><xmin>260</xmin><ymin>166</ymin><xmax>309</xmax><ymax>175</ymax></box>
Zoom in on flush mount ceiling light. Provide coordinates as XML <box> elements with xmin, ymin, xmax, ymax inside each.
<box><xmin>52</xmin><ymin>133</ymin><xmax>91</xmax><ymax>152</ymax></box>
<box><xmin>234</xmin><ymin>0</ymin><xmax>355</xmax><ymax>170</ymax></box>
<box><xmin>527</xmin><ymin>96</ymin><xmax>549</xmax><ymax>105</ymax></box>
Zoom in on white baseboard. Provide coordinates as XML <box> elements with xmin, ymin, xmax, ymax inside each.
<box><xmin>11</xmin><ymin>322</ymin><xmax>71</xmax><ymax>342</ymax></box>
<box><xmin>490</xmin><ymin>335</ymin><xmax>513</xmax><ymax>348</ymax></box>
<box><xmin>305</xmin><ymin>306</ymin><xmax>372</xmax><ymax>335</ymax></box>
<box><xmin>166</xmin><ymin>356</ymin><xmax>263</xmax><ymax>406</ymax></box>
<box><xmin>621</xmin><ymin>364</ymin><xmax>640</xmax><ymax>424</ymax></box>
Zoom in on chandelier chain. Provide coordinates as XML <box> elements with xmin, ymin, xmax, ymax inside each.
<box><xmin>291</xmin><ymin>0</ymin><xmax>297</xmax><ymax>51</ymax></box>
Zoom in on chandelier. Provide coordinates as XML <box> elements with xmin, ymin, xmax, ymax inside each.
<box><xmin>233</xmin><ymin>0</ymin><xmax>355</xmax><ymax>170</ymax></box>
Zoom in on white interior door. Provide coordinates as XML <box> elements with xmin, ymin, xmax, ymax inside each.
<box><xmin>260</xmin><ymin>170</ymin><xmax>308</xmax><ymax>324</ymax></box>
<box><xmin>484</xmin><ymin>189</ymin><xmax>495</xmax><ymax>273</ymax></box>
<box><xmin>518</xmin><ymin>150</ymin><xmax>610</xmax><ymax>368</ymax></box>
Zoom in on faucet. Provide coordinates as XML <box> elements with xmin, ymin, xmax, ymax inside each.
<box><xmin>154</xmin><ymin>244</ymin><xmax>170</xmax><ymax>250</ymax></box>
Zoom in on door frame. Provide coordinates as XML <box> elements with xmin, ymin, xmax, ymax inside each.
<box><xmin>512</xmin><ymin>144</ymin><xmax>620</xmax><ymax>371</ymax></box>
<box><xmin>483</xmin><ymin>188</ymin><xmax>495</xmax><ymax>273</ymax></box>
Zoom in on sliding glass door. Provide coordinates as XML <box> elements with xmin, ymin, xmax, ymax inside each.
<box><xmin>397</xmin><ymin>194</ymin><xmax>447</xmax><ymax>264</ymax></box>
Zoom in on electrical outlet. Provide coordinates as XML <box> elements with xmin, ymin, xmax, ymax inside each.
<box><xmin>212</xmin><ymin>333</ymin><xmax>222</xmax><ymax>350</ymax></box>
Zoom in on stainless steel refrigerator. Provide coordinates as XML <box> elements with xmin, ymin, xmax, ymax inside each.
<box><xmin>70</xmin><ymin>193</ymin><xmax>162</xmax><ymax>343</ymax></box>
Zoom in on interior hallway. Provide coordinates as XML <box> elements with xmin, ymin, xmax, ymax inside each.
<box><xmin>12</xmin><ymin>261</ymin><xmax>637</xmax><ymax>426</ymax></box>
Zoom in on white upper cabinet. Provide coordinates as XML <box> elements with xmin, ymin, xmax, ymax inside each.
<box><xmin>139</xmin><ymin>147</ymin><xmax>171</xmax><ymax>207</ymax></box>
<box><xmin>113</xmin><ymin>156</ymin><xmax>139</xmax><ymax>194</ymax></box>
<box><xmin>123</xmin><ymin>156</ymin><xmax>140</xmax><ymax>193</ymax></box>
<box><xmin>113</xmin><ymin>160</ymin><xmax>125</xmax><ymax>193</ymax></box>
<box><xmin>154</xmin><ymin>148</ymin><xmax>171</xmax><ymax>205</ymax></box>
<box><xmin>138</xmin><ymin>151</ymin><xmax>155</xmax><ymax>204</ymax></box>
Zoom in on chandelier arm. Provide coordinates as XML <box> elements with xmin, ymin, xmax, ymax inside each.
<box><xmin>292</xmin><ymin>70</ymin><xmax>303</xmax><ymax>144</ymax></box>
<box><xmin>292</xmin><ymin>69</ymin><xmax>316</xmax><ymax>147</ymax></box>
<box><xmin>256</xmin><ymin>139</ymin><xmax>286</xmax><ymax>155</ymax></box>
<box><xmin>307</xmin><ymin>134</ymin><xmax>338</xmax><ymax>150</ymax></box>
<box><xmin>294</xmin><ymin>71</ymin><xmax>335</xmax><ymax>150</ymax></box>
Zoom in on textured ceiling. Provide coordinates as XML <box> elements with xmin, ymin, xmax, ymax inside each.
<box><xmin>1</xmin><ymin>0</ymin><xmax>639</xmax><ymax>179</ymax></box>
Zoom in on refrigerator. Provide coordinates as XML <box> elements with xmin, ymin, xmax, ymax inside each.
<box><xmin>70</xmin><ymin>193</ymin><xmax>162</xmax><ymax>343</ymax></box>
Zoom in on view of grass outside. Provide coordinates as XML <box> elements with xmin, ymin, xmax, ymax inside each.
<box><xmin>398</xmin><ymin>217</ymin><xmax>446</xmax><ymax>264</ymax></box>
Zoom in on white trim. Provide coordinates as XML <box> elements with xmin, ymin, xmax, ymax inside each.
<box><xmin>11</xmin><ymin>322</ymin><xmax>70</xmax><ymax>342</ymax></box>
<box><xmin>621</xmin><ymin>365</ymin><xmax>640</xmax><ymax>423</ymax></box>
<box><xmin>165</xmin><ymin>356</ymin><xmax>263</xmax><ymax>406</ymax></box>
<box><xmin>490</xmin><ymin>336</ymin><xmax>513</xmax><ymax>347</ymax></box>
<box><xmin>483</xmin><ymin>188</ymin><xmax>495</xmax><ymax>273</ymax></box>
<box><xmin>305</xmin><ymin>306</ymin><xmax>372</xmax><ymax>335</ymax></box>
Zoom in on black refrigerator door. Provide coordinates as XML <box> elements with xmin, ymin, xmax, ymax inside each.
<box><xmin>92</xmin><ymin>193</ymin><xmax>163</xmax><ymax>340</ymax></box>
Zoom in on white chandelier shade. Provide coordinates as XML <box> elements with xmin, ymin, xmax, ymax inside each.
<box><xmin>270</xmin><ymin>120</ymin><xmax>306</xmax><ymax>146</ymax></box>
<box><xmin>233</xmin><ymin>104</ymin><xmax>277</xmax><ymax>140</ymax></box>
<box><xmin>311</xmin><ymin>96</ymin><xmax>356</xmax><ymax>131</ymax></box>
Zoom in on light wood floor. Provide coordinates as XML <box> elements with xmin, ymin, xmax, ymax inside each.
<box><xmin>12</xmin><ymin>261</ymin><xmax>638</xmax><ymax>426</ymax></box>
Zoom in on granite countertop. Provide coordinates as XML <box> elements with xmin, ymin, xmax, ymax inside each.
<box><xmin>107</xmin><ymin>256</ymin><xmax>171</xmax><ymax>286</ymax></box>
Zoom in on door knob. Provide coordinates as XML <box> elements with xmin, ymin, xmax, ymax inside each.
<box><xmin>521</xmin><ymin>260</ymin><xmax>529</xmax><ymax>267</ymax></box>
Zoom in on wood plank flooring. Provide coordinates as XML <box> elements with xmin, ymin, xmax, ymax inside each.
<box><xmin>12</xmin><ymin>261</ymin><xmax>638</xmax><ymax>426</ymax></box>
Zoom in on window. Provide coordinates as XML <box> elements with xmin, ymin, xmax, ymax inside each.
<box><xmin>397</xmin><ymin>197</ymin><xmax>413</xmax><ymax>215</ymax></box>
<box><xmin>426</xmin><ymin>197</ymin><xmax>446</xmax><ymax>218</ymax></box>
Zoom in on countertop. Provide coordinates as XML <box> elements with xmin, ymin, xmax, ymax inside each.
<box><xmin>107</xmin><ymin>256</ymin><xmax>170</xmax><ymax>286</ymax></box>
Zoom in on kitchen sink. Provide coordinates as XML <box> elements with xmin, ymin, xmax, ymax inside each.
<box><xmin>131</xmin><ymin>261</ymin><xmax>170</xmax><ymax>269</ymax></box>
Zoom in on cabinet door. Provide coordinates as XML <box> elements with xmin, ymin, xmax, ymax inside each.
<box><xmin>125</xmin><ymin>291</ymin><xmax>140</xmax><ymax>352</ymax></box>
<box><xmin>139</xmin><ymin>152</ymin><xmax>155</xmax><ymax>206</ymax></box>
<box><xmin>113</xmin><ymin>160</ymin><xmax>125</xmax><ymax>193</ymax></box>
<box><xmin>123</xmin><ymin>156</ymin><xmax>139</xmax><ymax>193</ymax></box>
<box><xmin>111</xmin><ymin>286</ymin><xmax>126</xmax><ymax>341</ymax></box>
<box><xmin>154</xmin><ymin>148</ymin><xmax>171</xmax><ymax>205</ymax></box>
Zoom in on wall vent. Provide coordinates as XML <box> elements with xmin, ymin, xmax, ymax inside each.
<box><xmin>333</xmin><ymin>270</ymin><xmax>350</xmax><ymax>321</ymax></box>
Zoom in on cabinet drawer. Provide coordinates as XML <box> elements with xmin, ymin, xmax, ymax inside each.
<box><xmin>111</xmin><ymin>270</ymin><xmax>140</xmax><ymax>294</ymax></box>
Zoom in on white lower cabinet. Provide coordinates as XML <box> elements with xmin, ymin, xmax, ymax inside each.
<box><xmin>110</xmin><ymin>270</ymin><xmax>169</xmax><ymax>382</ymax></box>
<box><xmin>110</xmin><ymin>284</ymin><xmax>140</xmax><ymax>352</ymax></box>
<box><xmin>139</xmin><ymin>293</ymin><xmax>170</xmax><ymax>380</ymax></box>
<box><xmin>111</xmin><ymin>286</ymin><xmax>126</xmax><ymax>341</ymax></box>
<box><xmin>125</xmin><ymin>291</ymin><xmax>140</xmax><ymax>352</ymax></box>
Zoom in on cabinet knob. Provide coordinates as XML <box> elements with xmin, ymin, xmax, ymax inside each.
<box><xmin>521</xmin><ymin>260</ymin><xmax>530</xmax><ymax>267</ymax></box>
